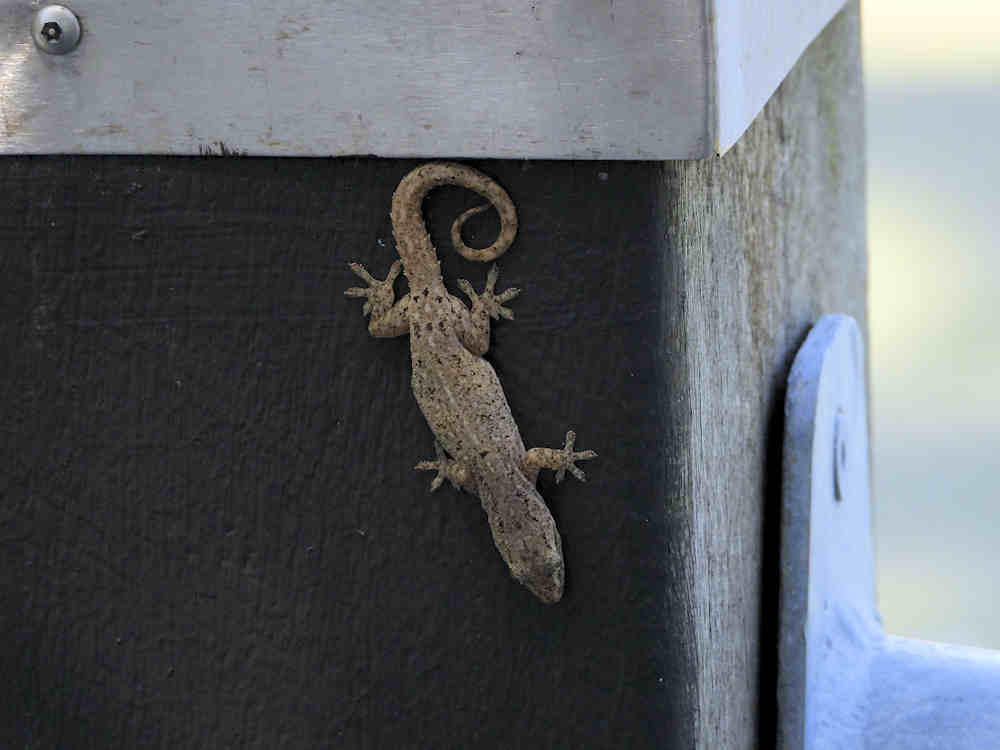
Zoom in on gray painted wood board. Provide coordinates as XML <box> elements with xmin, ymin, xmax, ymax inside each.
<box><xmin>0</xmin><ymin>0</ymin><xmax>845</xmax><ymax>158</ymax></box>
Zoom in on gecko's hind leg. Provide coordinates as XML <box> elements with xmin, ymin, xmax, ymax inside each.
<box><xmin>457</xmin><ymin>264</ymin><xmax>520</xmax><ymax>322</ymax></box>
<box><xmin>455</xmin><ymin>264</ymin><xmax>520</xmax><ymax>355</ymax></box>
<box><xmin>344</xmin><ymin>261</ymin><xmax>410</xmax><ymax>337</ymax></box>
<box><xmin>415</xmin><ymin>442</ymin><xmax>475</xmax><ymax>493</ymax></box>
<box><xmin>523</xmin><ymin>430</ymin><xmax>597</xmax><ymax>484</ymax></box>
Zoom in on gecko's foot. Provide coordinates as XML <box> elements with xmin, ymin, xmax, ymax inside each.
<box><xmin>415</xmin><ymin>442</ymin><xmax>472</xmax><ymax>492</ymax></box>
<box><xmin>524</xmin><ymin>430</ymin><xmax>598</xmax><ymax>484</ymax></box>
<box><xmin>457</xmin><ymin>264</ymin><xmax>520</xmax><ymax>321</ymax></box>
<box><xmin>344</xmin><ymin>260</ymin><xmax>402</xmax><ymax>316</ymax></box>
<box><xmin>551</xmin><ymin>431</ymin><xmax>598</xmax><ymax>483</ymax></box>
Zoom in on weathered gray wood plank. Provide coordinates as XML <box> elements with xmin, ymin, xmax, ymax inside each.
<box><xmin>663</xmin><ymin>3</ymin><xmax>866</xmax><ymax>747</ymax></box>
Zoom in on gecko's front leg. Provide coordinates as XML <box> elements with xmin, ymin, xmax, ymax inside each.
<box><xmin>523</xmin><ymin>430</ymin><xmax>598</xmax><ymax>484</ymax></box>
<box><xmin>344</xmin><ymin>261</ymin><xmax>410</xmax><ymax>337</ymax></box>
<box><xmin>415</xmin><ymin>441</ymin><xmax>476</xmax><ymax>493</ymax></box>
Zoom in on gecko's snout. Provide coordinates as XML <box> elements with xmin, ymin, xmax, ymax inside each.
<box><xmin>517</xmin><ymin>549</ymin><xmax>564</xmax><ymax>605</ymax></box>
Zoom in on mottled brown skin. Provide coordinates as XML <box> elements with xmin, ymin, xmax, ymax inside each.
<box><xmin>345</xmin><ymin>163</ymin><xmax>595</xmax><ymax>603</ymax></box>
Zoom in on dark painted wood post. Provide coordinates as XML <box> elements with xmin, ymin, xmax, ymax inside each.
<box><xmin>1</xmin><ymin>5</ymin><xmax>863</xmax><ymax>748</ymax></box>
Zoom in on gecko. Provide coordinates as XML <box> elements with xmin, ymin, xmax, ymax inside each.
<box><xmin>344</xmin><ymin>162</ymin><xmax>596</xmax><ymax>604</ymax></box>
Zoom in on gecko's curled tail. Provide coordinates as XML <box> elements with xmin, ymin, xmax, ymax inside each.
<box><xmin>390</xmin><ymin>163</ymin><xmax>518</xmax><ymax>268</ymax></box>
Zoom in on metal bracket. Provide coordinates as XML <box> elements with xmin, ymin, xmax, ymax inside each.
<box><xmin>779</xmin><ymin>314</ymin><xmax>1000</xmax><ymax>749</ymax></box>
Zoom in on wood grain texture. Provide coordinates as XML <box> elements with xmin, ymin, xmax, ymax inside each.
<box><xmin>665</xmin><ymin>4</ymin><xmax>866</xmax><ymax>748</ymax></box>
<box><xmin>0</xmin><ymin>4</ymin><xmax>863</xmax><ymax>748</ymax></box>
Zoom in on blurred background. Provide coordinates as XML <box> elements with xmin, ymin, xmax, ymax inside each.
<box><xmin>865</xmin><ymin>0</ymin><xmax>1000</xmax><ymax>648</ymax></box>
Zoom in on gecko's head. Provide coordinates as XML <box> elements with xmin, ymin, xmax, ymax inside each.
<box><xmin>511</xmin><ymin>541</ymin><xmax>564</xmax><ymax>605</ymax></box>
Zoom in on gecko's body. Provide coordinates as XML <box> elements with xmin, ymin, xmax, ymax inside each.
<box><xmin>345</xmin><ymin>163</ymin><xmax>595</xmax><ymax>604</ymax></box>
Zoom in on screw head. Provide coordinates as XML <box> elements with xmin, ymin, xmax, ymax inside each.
<box><xmin>33</xmin><ymin>5</ymin><xmax>81</xmax><ymax>55</ymax></box>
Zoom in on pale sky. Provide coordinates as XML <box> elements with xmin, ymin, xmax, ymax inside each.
<box><xmin>862</xmin><ymin>0</ymin><xmax>1000</xmax><ymax>648</ymax></box>
<box><xmin>864</xmin><ymin>0</ymin><xmax>1000</xmax><ymax>81</ymax></box>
